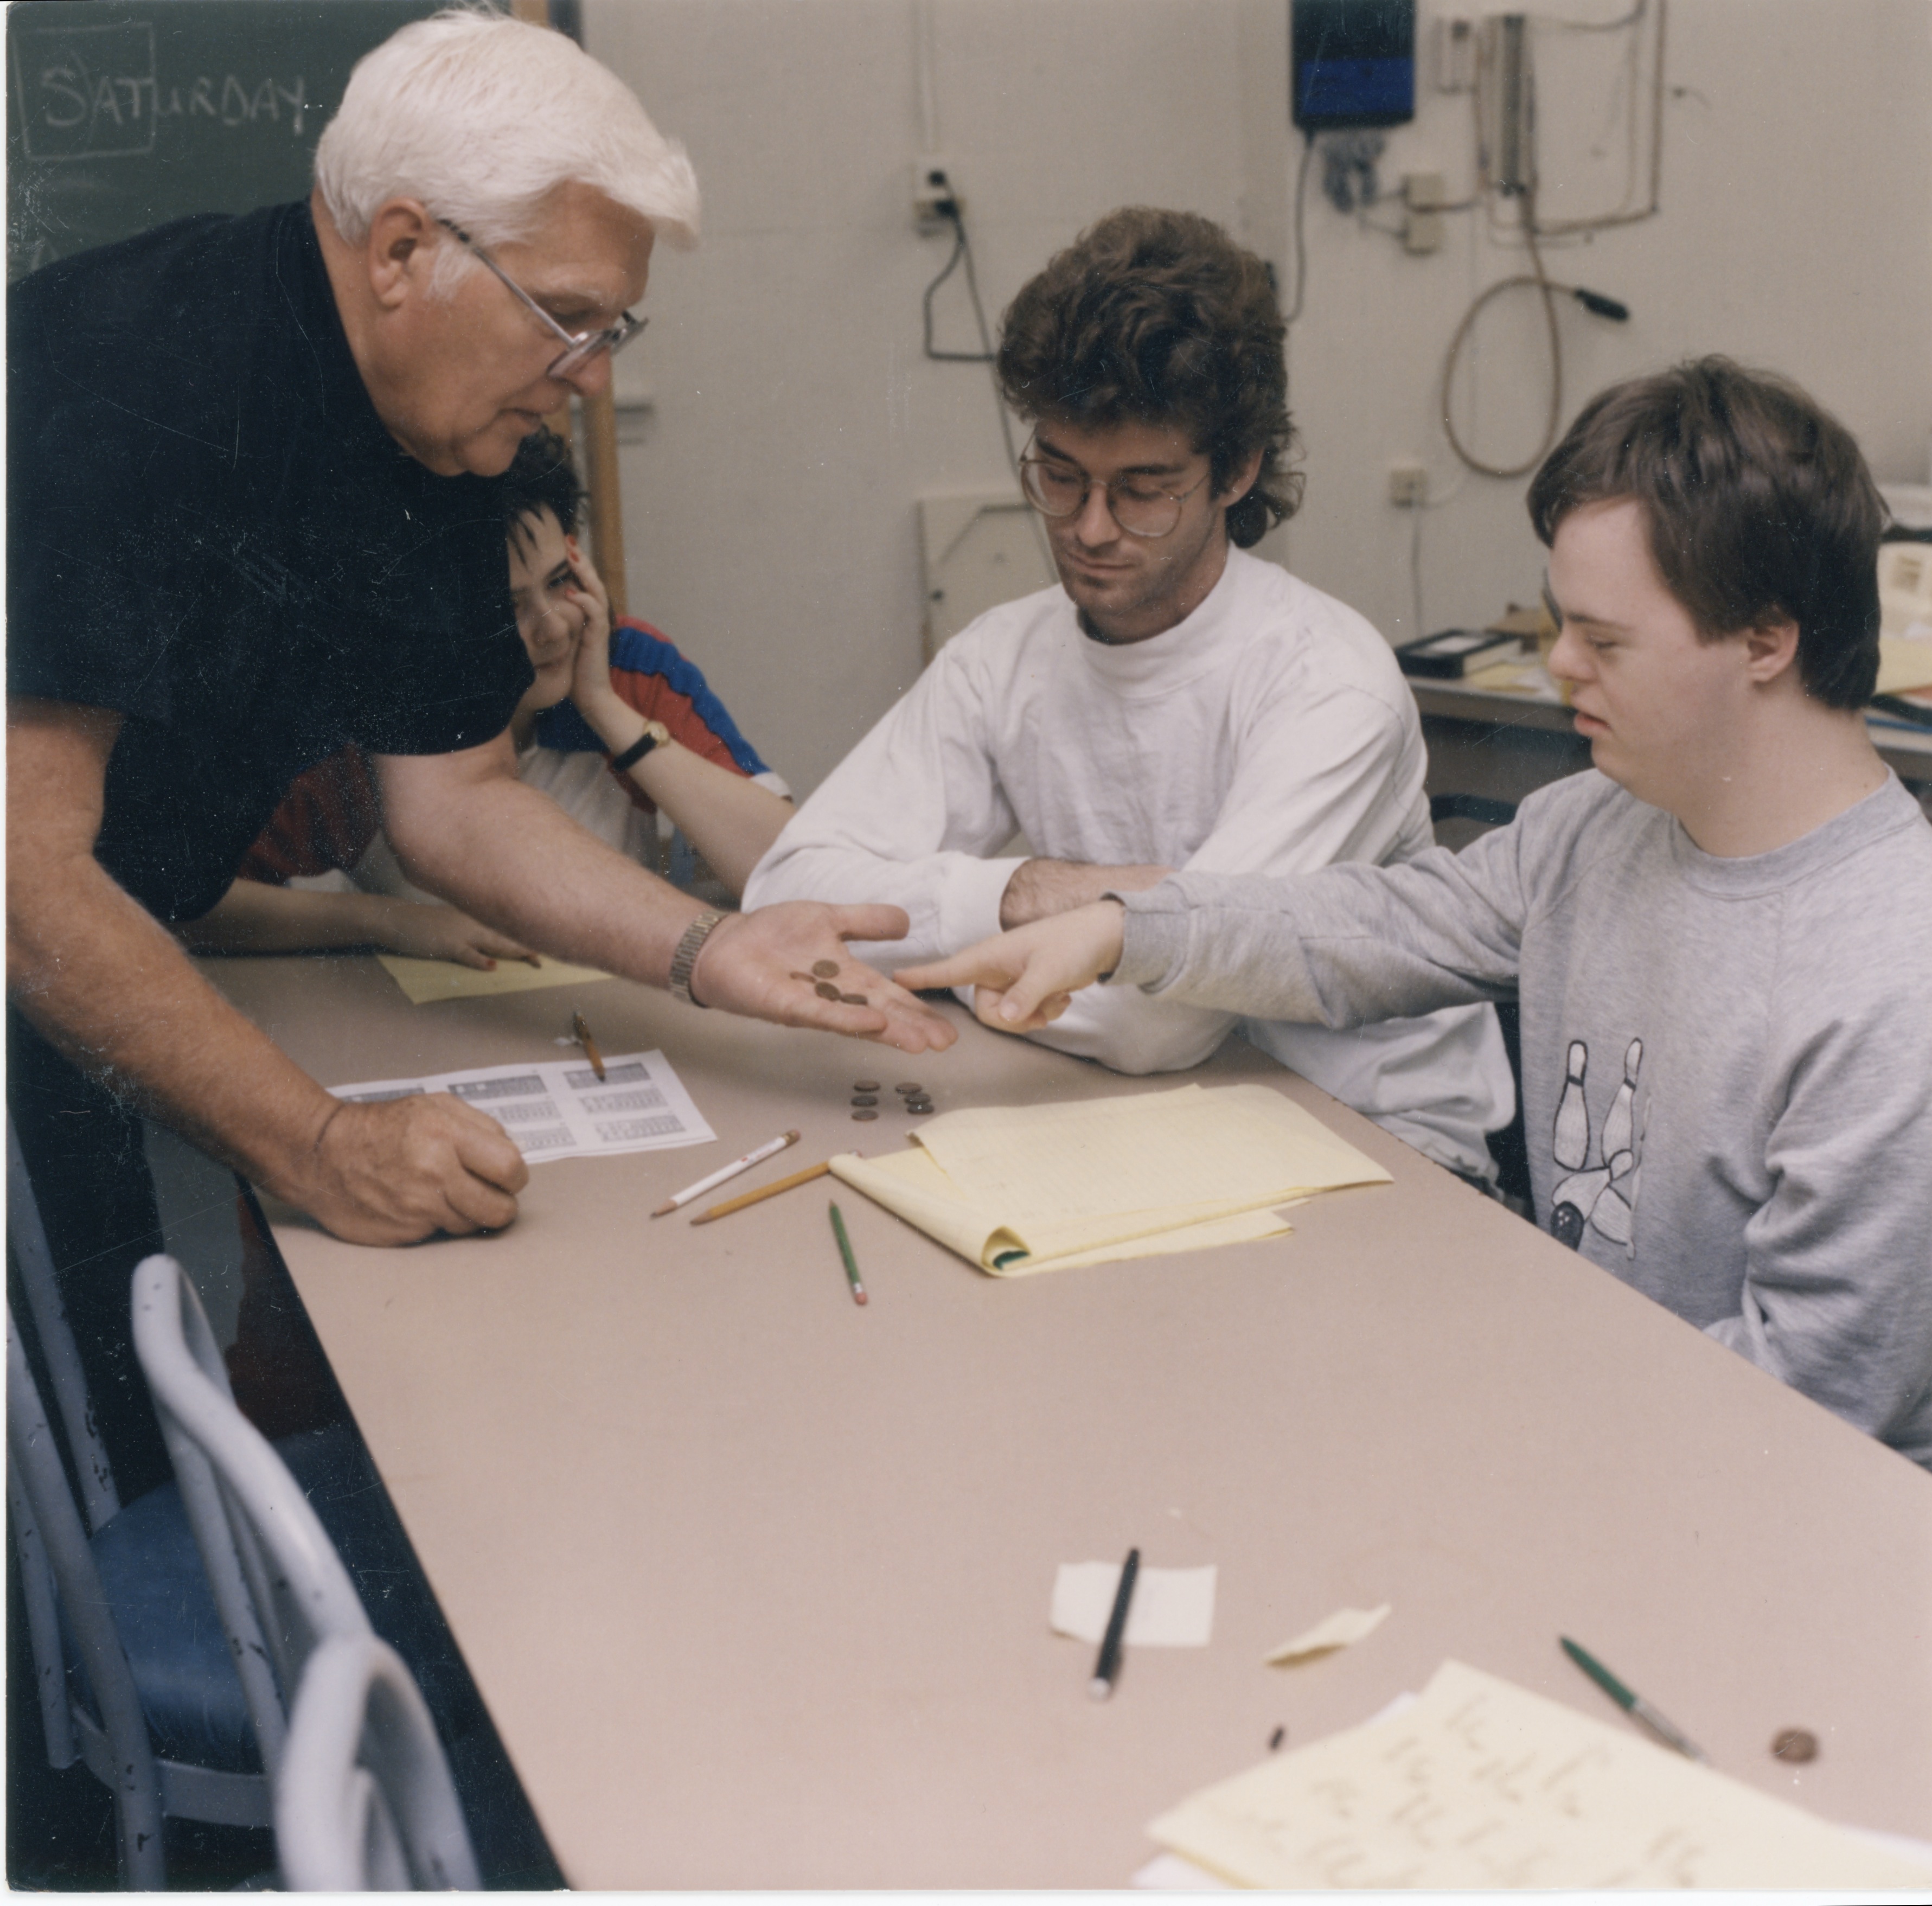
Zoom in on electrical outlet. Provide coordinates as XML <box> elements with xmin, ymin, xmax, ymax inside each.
<box><xmin>1403</xmin><ymin>210</ymin><xmax>1443</xmax><ymax>254</ymax></box>
<box><xmin>912</xmin><ymin>155</ymin><xmax>956</xmax><ymax>227</ymax></box>
<box><xmin>1389</xmin><ymin>459</ymin><xmax>1429</xmax><ymax>507</ymax></box>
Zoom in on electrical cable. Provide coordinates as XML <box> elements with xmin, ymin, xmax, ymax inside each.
<box><xmin>920</xmin><ymin>200</ymin><xmax>1055</xmax><ymax>571</ymax></box>
<box><xmin>1440</xmin><ymin>203</ymin><xmax>1561</xmax><ymax>480</ymax></box>
<box><xmin>1282</xmin><ymin>131</ymin><xmax>1315</xmax><ymax>326</ymax></box>
<box><xmin>1438</xmin><ymin>225</ymin><xmax>1632</xmax><ymax>479</ymax></box>
<box><xmin>1409</xmin><ymin>493</ymin><xmax>1426</xmax><ymax>644</ymax></box>
<box><xmin>920</xmin><ymin>205</ymin><xmax>994</xmax><ymax>364</ymax></box>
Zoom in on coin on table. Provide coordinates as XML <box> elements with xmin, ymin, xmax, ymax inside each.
<box><xmin>851</xmin><ymin>1095</ymin><xmax>878</xmax><ymax>1107</ymax></box>
<box><xmin>853</xmin><ymin>1079</ymin><xmax>880</xmax><ymax>1092</ymax></box>
<box><xmin>851</xmin><ymin>1109</ymin><xmax>879</xmax><ymax>1122</ymax></box>
<box><xmin>1771</xmin><ymin>1728</ymin><xmax>1819</xmax><ymax>1763</ymax></box>
<box><xmin>814</xmin><ymin>981</ymin><xmax>842</xmax><ymax>1000</ymax></box>
<box><xmin>895</xmin><ymin>1082</ymin><xmax>922</xmax><ymax>1095</ymax></box>
<box><xmin>811</xmin><ymin>959</ymin><xmax>841</xmax><ymax>978</ymax></box>
<box><xmin>839</xmin><ymin>991</ymin><xmax>867</xmax><ymax>1006</ymax></box>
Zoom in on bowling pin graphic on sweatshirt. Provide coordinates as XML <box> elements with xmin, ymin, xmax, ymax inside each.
<box><xmin>1548</xmin><ymin>1036</ymin><xmax>1643</xmax><ymax>1255</ymax></box>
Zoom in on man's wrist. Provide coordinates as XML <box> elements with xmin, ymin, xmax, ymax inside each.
<box><xmin>669</xmin><ymin>906</ymin><xmax>729</xmax><ymax>1006</ymax></box>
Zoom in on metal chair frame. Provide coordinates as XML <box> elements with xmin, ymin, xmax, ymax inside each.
<box><xmin>276</xmin><ymin>1632</ymin><xmax>481</xmax><ymax>1891</ymax></box>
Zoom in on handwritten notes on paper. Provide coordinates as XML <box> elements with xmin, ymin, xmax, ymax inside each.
<box><xmin>1264</xmin><ymin>1604</ymin><xmax>1391</xmax><ymax>1667</ymax></box>
<box><xmin>1052</xmin><ymin>1563</ymin><xmax>1217</xmax><ymax>1648</ymax></box>
<box><xmin>375</xmin><ymin>952</ymin><xmax>612</xmax><ymax>1005</ymax></box>
<box><xmin>1148</xmin><ymin>1659</ymin><xmax>1932</xmax><ymax>1889</ymax></box>
<box><xmin>332</xmin><ymin>1050</ymin><xmax>713</xmax><ymax>1163</ymax></box>
<box><xmin>828</xmin><ymin>1083</ymin><xmax>1390</xmax><ymax>1276</ymax></box>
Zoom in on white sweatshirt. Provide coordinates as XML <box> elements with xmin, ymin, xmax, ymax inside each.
<box><xmin>746</xmin><ymin>547</ymin><xmax>1513</xmax><ymax>1174</ymax></box>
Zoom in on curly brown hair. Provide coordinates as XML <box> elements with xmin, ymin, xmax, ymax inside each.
<box><xmin>996</xmin><ymin>207</ymin><xmax>1302</xmax><ymax>549</ymax></box>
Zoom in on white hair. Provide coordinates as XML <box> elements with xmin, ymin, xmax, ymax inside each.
<box><xmin>314</xmin><ymin>6</ymin><xmax>699</xmax><ymax>291</ymax></box>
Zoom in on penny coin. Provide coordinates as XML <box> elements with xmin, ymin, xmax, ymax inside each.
<box><xmin>839</xmin><ymin>991</ymin><xmax>867</xmax><ymax>1005</ymax></box>
<box><xmin>1771</xmin><ymin>1728</ymin><xmax>1818</xmax><ymax>1763</ymax></box>
<box><xmin>854</xmin><ymin>1079</ymin><xmax>880</xmax><ymax>1092</ymax></box>
<box><xmin>814</xmin><ymin>981</ymin><xmax>842</xmax><ymax>1000</ymax></box>
<box><xmin>895</xmin><ymin>1082</ymin><xmax>922</xmax><ymax>1095</ymax></box>
<box><xmin>789</xmin><ymin>971</ymin><xmax>816</xmax><ymax>982</ymax></box>
<box><xmin>851</xmin><ymin>1109</ymin><xmax>879</xmax><ymax>1122</ymax></box>
<box><xmin>851</xmin><ymin>1095</ymin><xmax>878</xmax><ymax>1108</ymax></box>
<box><xmin>811</xmin><ymin>959</ymin><xmax>840</xmax><ymax>978</ymax></box>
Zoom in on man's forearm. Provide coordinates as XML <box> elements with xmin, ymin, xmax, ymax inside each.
<box><xmin>999</xmin><ymin>857</ymin><xmax>1173</xmax><ymax>930</ymax></box>
<box><xmin>10</xmin><ymin>853</ymin><xmax>342</xmax><ymax>1191</ymax></box>
<box><xmin>386</xmin><ymin>766</ymin><xmax>700</xmax><ymax>984</ymax></box>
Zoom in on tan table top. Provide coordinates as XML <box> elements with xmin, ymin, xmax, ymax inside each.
<box><xmin>210</xmin><ymin>953</ymin><xmax>1932</xmax><ymax>1889</ymax></box>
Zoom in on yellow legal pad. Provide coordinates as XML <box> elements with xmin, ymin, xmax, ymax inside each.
<box><xmin>375</xmin><ymin>952</ymin><xmax>612</xmax><ymax>1006</ymax></box>
<box><xmin>1149</xmin><ymin>1658</ymin><xmax>1932</xmax><ymax>1889</ymax></box>
<box><xmin>829</xmin><ymin>1082</ymin><xmax>1390</xmax><ymax>1276</ymax></box>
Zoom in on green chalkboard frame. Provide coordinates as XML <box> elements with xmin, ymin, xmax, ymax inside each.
<box><xmin>6</xmin><ymin>0</ymin><xmax>454</xmax><ymax>280</ymax></box>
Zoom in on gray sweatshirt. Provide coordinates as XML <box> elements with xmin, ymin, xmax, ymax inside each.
<box><xmin>1115</xmin><ymin>770</ymin><xmax>1932</xmax><ymax>1466</ymax></box>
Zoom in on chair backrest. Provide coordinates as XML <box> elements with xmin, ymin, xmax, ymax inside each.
<box><xmin>7</xmin><ymin>1301</ymin><xmax>168</xmax><ymax>1887</ymax></box>
<box><xmin>7</xmin><ymin>1119</ymin><xmax>120</xmax><ymax>1534</ymax></box>
<box><xmin>276</xmin><ymin>1632</ymin><xmax>481</xmax><ymax>1891</ymax></box>
<box><xmin>130</xmin><ymin>1253</ymin><xmax>371</xmax><ymax>1779</ymax></box>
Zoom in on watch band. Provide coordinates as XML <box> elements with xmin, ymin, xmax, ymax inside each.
<box><xmin>611</xmin><ymin>721</ymin><xmax>671</xmax><ymax>774</ymax></box>
<box><xmin>668</xmin><ymin>908</ymin><xmax>727</xmax><ymax>1008</ymax></box>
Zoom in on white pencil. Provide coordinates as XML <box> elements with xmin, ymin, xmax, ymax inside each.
<box><xmin>651</xmin><ymin>1130</ymin><xmax>800</xmax><ymax>1217</ymax></box>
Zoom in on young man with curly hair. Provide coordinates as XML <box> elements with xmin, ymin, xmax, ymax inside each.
<box><xmin>747</xmin><ymin>207</ymin><xmax>1511</xmax><ymax>1179</ymax></box>
<box><xmin>903</xmin><ymin>359</ymin><xmax>1932</xmax><ymax>1466</ymax></box>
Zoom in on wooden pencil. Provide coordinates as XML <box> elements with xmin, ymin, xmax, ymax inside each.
<box><xmin>688</xmin><ymin>1157</ymin><xmax>837</xmax><ymax>1225</ymax></box>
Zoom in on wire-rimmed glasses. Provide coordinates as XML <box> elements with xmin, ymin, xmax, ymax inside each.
<box><xmin>437</xmin><ymin>218</ymin><xmax>646</xmax><ymax>382</ymax></box>
<box><xmin>1017</xmin><ymin>438</ymin><xmax>1211</xmax><ymax>540</ymax></box>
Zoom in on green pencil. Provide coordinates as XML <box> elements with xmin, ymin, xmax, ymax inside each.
<box><xmin>828</xmin><ymin>1201</ymin><xmax>867</xmax><ymax>1307</ymax></box>
<box><xmin>1560</xmin><ymin>1636</ymin><xmax>1707</xmax><ymax>1762</ymax></box>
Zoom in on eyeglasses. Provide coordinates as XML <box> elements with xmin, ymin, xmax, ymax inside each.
<box><xmin>437</xmin><ymin>218</ymin><xmax>647</xmax><ymax>382</ymax></box>
<box><xmin>1018</xmin><ymin>438</ymin><xmax>1212</xmax><ymax>540</ymax></box>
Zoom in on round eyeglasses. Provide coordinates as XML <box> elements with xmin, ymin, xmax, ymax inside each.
<box><xmin>438</xmin><ymin>218</ymin><xmax>647</xmax><ymax>382</ymax></box>
<box><xmin>1018</xmin><ymin>440</ymin><xmax>1211</xmax><ymax>540</ymax></box>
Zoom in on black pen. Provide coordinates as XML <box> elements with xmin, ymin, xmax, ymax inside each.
<box><xmin>1089</xmin><ymin>1546</ymin><xmax>1140</xmax><ymax>1700</ymax></box>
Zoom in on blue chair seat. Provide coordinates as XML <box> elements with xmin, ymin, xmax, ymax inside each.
<box><xmin>67</xmin><ymin>1422</ymin><xmax>380</xmax><ymax>1773</ymax></box>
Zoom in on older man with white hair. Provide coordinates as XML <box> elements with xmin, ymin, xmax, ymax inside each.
<box><xmin>6</xmin><ymin>9</ymin><xmax>949</xmax><ymax>1495</ymax></box>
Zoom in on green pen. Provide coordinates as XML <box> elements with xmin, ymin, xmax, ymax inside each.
<box><xmin>1560</xmin><ymin>1636</ymin><xmax>1709</xmax><ymax>1762</ymax></box>
<box><xmin>828</xmin><ymin>1202</ymin><xmax>867</xmax><ymax>1307</ymax></box>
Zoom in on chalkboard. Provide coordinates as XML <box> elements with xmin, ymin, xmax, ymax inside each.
<box><xmin>7</xmin><ymin>0</ymin><xmax>451</xmax><ymax>280</ymax></box>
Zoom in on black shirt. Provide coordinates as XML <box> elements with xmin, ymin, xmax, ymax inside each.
<box><xmin>8</xmin><ymin>202</ymin><xmax>533</xmax><ymax>922</ymax></box>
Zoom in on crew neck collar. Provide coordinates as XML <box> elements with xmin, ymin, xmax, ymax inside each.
<box><xmin>1668</xmin><ymin>773</ymin><xmax>1910</xmax><ymax>896</ymax></box>
<box><xmin>1068</xmin><ymin>547</ymin><xmax>1258</xmax><ymax>691</ymax></box>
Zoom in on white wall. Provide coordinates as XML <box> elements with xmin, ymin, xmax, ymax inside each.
<box><xmin>586</xmin><ymin>0</ymin><xmax>1932</xmax><ymax>796</ymax></box>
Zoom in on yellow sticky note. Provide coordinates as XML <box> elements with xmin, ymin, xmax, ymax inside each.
<box><xmin>1264</xmin><ymin>1602</ymin><xmax>1391</xmax><ymax>1666</ymax></box>
<box><xmin>375</xmin><ymin>952</ymin><xmax>612</xmax><ymax>1006</ymax></box>
<box><xmin>1876</xmin><ymin>635</ymin><xmax>1932</xmax><ymax>696</ymax></box>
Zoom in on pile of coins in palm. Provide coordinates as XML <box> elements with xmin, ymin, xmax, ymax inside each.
<box><xmin>793</xmin><ymin>957</ymin><xmax>869</xmax><ymax>1006</ymax></box>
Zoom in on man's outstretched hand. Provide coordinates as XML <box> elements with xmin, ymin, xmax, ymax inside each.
<box><xmin>690</xmin><ymin>902</ymin><xmax>958</xmax><ymax>1053</ymax></box>
<box><xmin>894</xmin><ymin>900</ymin><xmax>1127</xmax><ymax>1034</ymax></box>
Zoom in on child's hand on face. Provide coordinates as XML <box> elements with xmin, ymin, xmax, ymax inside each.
<box><xmin>564</xmin><ymin>534</ymin><xmax>618</xmax><ymax>714</ymax></box>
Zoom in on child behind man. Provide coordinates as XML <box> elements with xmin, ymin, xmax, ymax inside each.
<box><xmin>182</xmin><ymin>430</ymin><xmax>790</xmax><ymax>964</ymax></box>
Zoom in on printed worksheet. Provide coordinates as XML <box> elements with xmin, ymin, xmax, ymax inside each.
<box><xmin>331</xmin><ymin>1050</ymin><xmax>714</xmax><ymax>1162</ymax></box>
